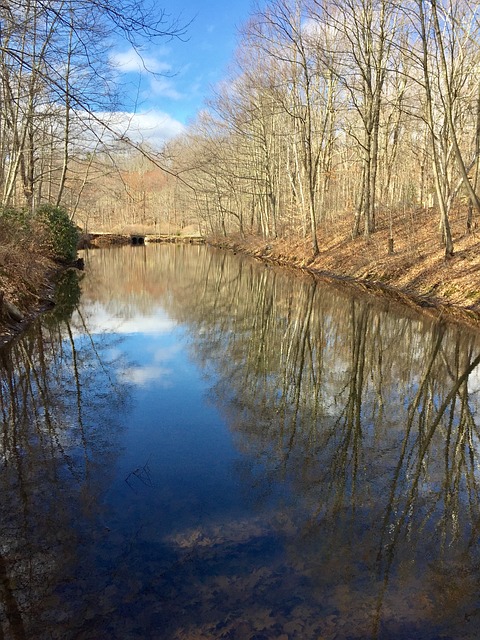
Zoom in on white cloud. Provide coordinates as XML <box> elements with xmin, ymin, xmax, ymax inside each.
<box><xmin>119</xmin><ymin>365</ymin><xmax>173</xmax><ymax>387</ymax></box>
<box><xmin>110</xmin><ymin>48</ymin><xmax>172</xmax><ymax>75</ymax></box>
<box><xmin>149</xmin><ymin>77</ymin><xmax>183</xmax><ymax>100</ymax></box>
<box><xmin>115</xmin><ymin>110</ymin><xmax>185</xmax><ymax>145</ymax></box>
<box><xmin>110</xmin><ymin>46</ymin><xmax>189</xmax><ymax>103</ymax></box>
<box><xmin>76</xmin><ymin>303</ymin><xmax>177</xmax><ymax>335</ymax></box>
<box><xmin>302</xmin><ymin>17</ymin><xmax>321</xmax><ymax>37</ymax></box>
<box><xmin>152</xmin><ymin>344</ymin><xmax>183</xmax><ymax>362</ymax></box>
<box><xmin>84</xmin><ymin>109</ymin><xmax>185</xmax><ymax>149</ymax></box>
<box><xmin>118</xmin><ymin>343</ymin><xmax>184</xmax><ymax>387</ymax></box>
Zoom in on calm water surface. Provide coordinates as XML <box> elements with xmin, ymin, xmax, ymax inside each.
<box><xmin>2</xmin><ymin>244</ymin><xmax>480</xmax><ymax>639</ymax></box>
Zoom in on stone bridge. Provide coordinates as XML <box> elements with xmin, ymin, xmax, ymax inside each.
<box><xmin>80</xmin><ymin>232</ymin><xmax>205</xmax><ymax>248</ymax></box>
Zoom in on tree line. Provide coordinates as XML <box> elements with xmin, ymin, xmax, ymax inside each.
<box><xmin>167</xmin><ymin>0</ymin><xmax>480</xmax><ymax>257</ymax></box>
<box><xmin>0</xmin><ymin>0</ymin><xmax>183</xmax><ymax>220</ymax></box>
<box><xmin>2</xmin><ymin>0</ymin><xmax>479</xmax><ymax>258</ymax></box>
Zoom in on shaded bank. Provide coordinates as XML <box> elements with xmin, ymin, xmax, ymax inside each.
<box><xmin>0</xmin><ymin>266</ymin><xmax>83</xmax><ymax>349</ymax></box>
<box><xmin>0</xmin><ymin>207</ymin><xmax>81</xmax><ymax>346</ymax></box>
<box><xmin>0</xmin><ymin>253</ymin><xmax>58</xmax><ymax>347</ymax></box>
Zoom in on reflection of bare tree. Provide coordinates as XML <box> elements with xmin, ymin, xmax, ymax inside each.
<box><xmin>0</xmin><ymin>549</ymin><xmax>25</xmax><ymax>640</ymax></box>
<box><xmin>147</xmin><ymin>243</ymin><xmax>480</xmax><ymax>636</ymax></box>
<box><xmin>45</xmin><ymin>244</ymin><xmax>480</xmax><ymax>637</ymax></box>
<box><xmin>0</xmin><ymin>291</ymin><xmax>130</xmax><ymax>638</ymax></box>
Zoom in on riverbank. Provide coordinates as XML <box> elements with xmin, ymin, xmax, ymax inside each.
<box><xmin>0</xmin><ymin>250</ymin><xmax>59</xmax><ymax>348</ymax></box>
<box><xmin>209</xmin><ymin>205</ymin><xmax>480</xmax><ymax>329</ymax></box>
<box><xmin>0</xmin><ymin>206</ymin><xmax>83</xmax><ymax>347</ymax></box>
<box><xmin>0</xmin><ymin>222</ymin><xmax>66</xmax><ymax>348</ymax></box>
<box><xmin>2</xmin><ymin>203</ymin><xmax>480</xmax><ymax>346</ymax></box>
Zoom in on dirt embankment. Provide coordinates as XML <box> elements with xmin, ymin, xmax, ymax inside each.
<box><xmin>209</xmin><ymin>206</ymin><xmax>480</xmax><ymax>330</ymax></box>
<box><xmin>0</xmin><ymin>225</ymin><xmax>70</xmax><ymax>348</ymax></box>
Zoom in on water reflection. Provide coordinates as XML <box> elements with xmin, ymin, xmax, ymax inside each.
<box><xmin>0</xmin><ymin>269</ymin><xmax>131</xmax><ymax>639</ymax></box>
<box><xmin>1</xmin><ymin>245</ymin><xmax>480</xmax><ymax>639</ymax></box>
<box><xmin>153</xmin><ymin>245</ymin><xmax>480</xmax><ymax>638</ymax></box>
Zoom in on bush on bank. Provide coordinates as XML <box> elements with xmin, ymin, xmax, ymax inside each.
<box><xmin>0</xmin><ymin>204</ymin><xmax>78</xmax><ymax>264</ymax></box>
<box><xmin>34</xmin><ymin>204</ymin><xmax>79</xmax><ymax>263</ymax></box>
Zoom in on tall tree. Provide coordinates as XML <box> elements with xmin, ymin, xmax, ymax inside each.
<box><xmin>0</xmin><ymin>0</ymin><xmax>186</xmax><ymax>212</ymax></box>
<box><xmin>312</xmin><ymin>0</ymin><xmax>398</xmax><ymax>237</ymax></box>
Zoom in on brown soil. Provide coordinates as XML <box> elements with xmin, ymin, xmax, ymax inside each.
<box><xmin>0</xmin><ymin>225</ymin><xmax>58</xmax><ymax>347</ymax></box>
<box><xmin>209</xmin><ymin>205</ymin><xmax>480</xmax><ymax>330</ymax></box>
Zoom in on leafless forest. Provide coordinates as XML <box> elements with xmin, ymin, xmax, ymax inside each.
<box><xmin>2</xmin><ymin>0</ymin><xmax>480</xmax><ymax>259</ymax></box>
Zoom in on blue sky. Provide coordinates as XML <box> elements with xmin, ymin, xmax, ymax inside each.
<box><xmin>107</xmin><ymin>0</ymin><xmax>256</xmax><ymax>147</ymax></box>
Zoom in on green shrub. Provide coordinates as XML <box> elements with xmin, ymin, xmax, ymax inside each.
<box><xmin>34</xmin><ymin>204</ymin><xmax>78</xmax><ymax>262</ymax></box>
<box><xmin>0</xmin><ymin>206</ymin><xmax>31</xmax><ymax>234</ymax></box>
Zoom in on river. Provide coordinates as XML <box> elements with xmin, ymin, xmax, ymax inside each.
<box><xmin>1</xmin><ymin>243</ymin><xmax>480</xmax><ymax>640</ymax></box>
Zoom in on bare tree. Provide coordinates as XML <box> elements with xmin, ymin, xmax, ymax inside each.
<box><xmin>0</xmin><ymin>0</ymin><xmax>187</xmax><ymax>213</ymax></box>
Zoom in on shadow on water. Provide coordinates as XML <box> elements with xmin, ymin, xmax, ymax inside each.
<box><xmin>2</xmin><ymin>245</ymin><xmax>480</xmax><ymax>638</ymax></box>
<box><xmin>0</xmin><ymin>269</ymin><xmax>131</xmax><ymax>639</ymax></box>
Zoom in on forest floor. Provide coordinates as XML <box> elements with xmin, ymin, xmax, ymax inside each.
<box><xmin>210</xmin><ymin>205</ymin><xmax>480</xmax><ymax>330</ymax></box>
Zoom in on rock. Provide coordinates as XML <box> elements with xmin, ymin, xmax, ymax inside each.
<box><xmin>3</xmin><ymin>299</ymin><xmax>24</xmax><ymax>322</ymax></box>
